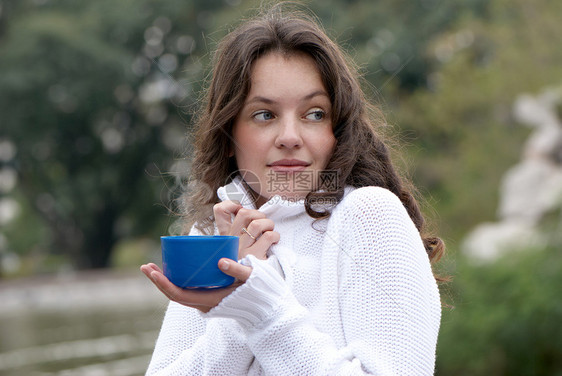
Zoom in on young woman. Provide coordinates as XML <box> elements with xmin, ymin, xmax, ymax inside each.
<box><xmin>141</xmin><ymin>7</ymin><xmax>444</xmax><ymax>375</ymax></box>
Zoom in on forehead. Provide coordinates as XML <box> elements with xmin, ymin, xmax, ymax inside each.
<box><xmin>246</xmin><ymin>52</ymin><xmax>327</xmax><ymax>98</ymax></box>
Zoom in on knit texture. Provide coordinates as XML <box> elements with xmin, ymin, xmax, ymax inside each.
<box><xmin>146</xmin><ymin>179</ymin><xmax>441</xmax><ymax>375</ymax></box>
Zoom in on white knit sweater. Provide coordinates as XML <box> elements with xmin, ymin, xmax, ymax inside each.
<box><xmin>146</xmin><ymin>178</ymin><xmax>441</xmax><ymax>375</ymax></box>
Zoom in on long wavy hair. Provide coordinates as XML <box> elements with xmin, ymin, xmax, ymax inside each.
<box><xmin>181</xmin><ymin>6</ymin><xmax>445</xmax><ymax>269</ymax></box>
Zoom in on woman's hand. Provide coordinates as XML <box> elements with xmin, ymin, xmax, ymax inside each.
<box><xmin>213</xmin><ymin>200</ymin><xmax>279</xmax><ymax>259</ymax></box>
<box><xmin>140</xmin><ymin>259</ymin><xmax>252</xmax><ymax>313</ymax></box>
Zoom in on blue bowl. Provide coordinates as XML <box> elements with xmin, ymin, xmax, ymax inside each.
<box><xmin>161</xmin><ymin>235</ymin><xmax>239</xmax><ymax>289</ymax></box>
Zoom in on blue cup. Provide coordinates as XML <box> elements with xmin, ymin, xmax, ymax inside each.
<box><xmin>161</xmin><ymin>235</ymin><xmax>239</xmax><ymax>289</ymax></box>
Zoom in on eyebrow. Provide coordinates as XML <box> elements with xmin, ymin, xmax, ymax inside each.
<box><xmin>244</xmin><ymin>90</ymin><xmax>329</xmax><ymax>105</ymax></box>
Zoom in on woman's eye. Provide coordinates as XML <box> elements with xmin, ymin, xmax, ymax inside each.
<box><xmin>253</xmin><ymin>111</ymin><xmax>274</xmax><ymax>121</ymax></box>
<box><xmin>304</xmin><ymin>110</ymin><xmax>325</xmax><ymax>121</ymax></box>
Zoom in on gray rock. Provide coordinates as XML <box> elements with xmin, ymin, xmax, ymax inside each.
<box><xmin>463</xmin><ymin>87</ymin><xmax>562</xmax><ymax>262</ymax></box>
<box><xmin>462</xmin><ymin>220</ymin><xmax>544</xmax><ymax>262</ymax></box>
<box><xmin>498</xmin><ymin>159</ymin><xmax>562</xmax><ymax>224</ymax></box>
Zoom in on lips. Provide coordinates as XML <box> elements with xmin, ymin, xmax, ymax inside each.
<box><xmin>268</xmin><ymin>159</ymin><xmax>310</xmax><ymax>172</ymax></box>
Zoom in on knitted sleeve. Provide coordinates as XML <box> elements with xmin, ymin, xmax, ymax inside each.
<box><xmin>206</xmin><ymin>187</ymin><xmax>441</xmax><ymax>375</ymax></box>
<box><xmin>335</xmin><ymin>187</ymin><xmax>441</xmax><ymax>374</ymax></box>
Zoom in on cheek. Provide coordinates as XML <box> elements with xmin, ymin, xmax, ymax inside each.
<box><xmin>232</xmin><ymin>128</ymin><xmax>267</xmax><ymax>165</ymax></box>
<box><xmin>314</xmin><ymin>132</ymin><xmax>336</xmax><ymax>165</ymax></box>
<box><xmin>232</xmin><ymin>125</ymin><xmax>249</xmax><ymax>158</ymax></box>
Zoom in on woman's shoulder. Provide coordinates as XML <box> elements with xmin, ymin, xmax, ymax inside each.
<box><xmin>328</xmin><ymin>185</ymin><xmax>412</xmax><ymax>231</ymax></box>
<box><xmin>336</xmin><ymin>186</ymin><xmax>405</xmax><ymax>214</ymax></box>
<box><xmin>326</xmin><ymin>186</ymin><xmax>425</xmax><ymax>267</ymax></box>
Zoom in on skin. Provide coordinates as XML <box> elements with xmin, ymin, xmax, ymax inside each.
<box><xmin>141</xmin><ymin>52</ymin><xmax>336</xmax><ymax>311</ymax></box>
<box><xmin>140</xmin><ymin>260</ymin><xmax>251</xmax><ymax>313</ymax></box>
<box><xmin>232</xmin><ymin>51</ymin><xmax>336</xmax><ymax>207</ymax></box>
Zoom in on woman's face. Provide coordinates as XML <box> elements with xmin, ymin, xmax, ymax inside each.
<box><xmin>232</xmin><ymin>52</ymin><xmax>336</xmax><ymax>207</ymax></box>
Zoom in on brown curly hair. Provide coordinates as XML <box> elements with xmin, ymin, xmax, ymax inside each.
<box><xmin>180</xmin><ymin>6</ymin><xmax>445</xmax><ymax>269</ymax></box>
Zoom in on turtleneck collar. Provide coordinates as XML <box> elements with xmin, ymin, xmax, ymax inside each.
<box><xmin>216</xmin><ymin>175</ymin><xmax>307</xmax><ymax>223</ymax></box>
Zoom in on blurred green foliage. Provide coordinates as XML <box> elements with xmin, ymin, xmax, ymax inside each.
<box><xmin>436</xmin><ymin>235</ymin><xmax>562</xmax><ymax>375</ymax></box>
<box><xmin>393</xmin><ymin>0</ymin><xmax>562</xmax><ymax>243</ymax></box>
<box><xmin>0</xmin><ymin>0</ymin><xmax>229</xmax><ymax>269</ymax></box>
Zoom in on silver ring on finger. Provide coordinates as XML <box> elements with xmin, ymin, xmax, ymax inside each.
<box><xmin>241</xmin><ymin>227</ymin><xmax>257</xmax><ymax>241</ymax></box>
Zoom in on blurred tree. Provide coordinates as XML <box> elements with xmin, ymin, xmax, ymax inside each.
<box><xmin>392</xmin><ymin>0</ymin><xmax>562</xmax><ymax>242</ymax></box>
<box><xmin>310</xmin><ymin>0</ymin><xmax>489</xmax><ymax>91</ymax></box>
<box><xmin>0</xmin><ymin>0</ymin><xmax>230</xmax><ymax>269</ymax></box>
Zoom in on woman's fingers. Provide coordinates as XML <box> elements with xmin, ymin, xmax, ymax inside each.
<box><xmin>238</xmin><ymin>218</ymin><xmax>275</xmax><ymax>249</ymax></box>
<box><xmin>140</xmin><ymin>263</ymin><xmax>163</xmax><ymax>283</ymax></box>
<box><xmin>140</xmin><ymin>263</ymin><xmax>247</xmax><ymax>313</ymax></box>
<box><xmin>213</xmin><ymin>201</ymin><xmax>242</xmax><ymax>235</ymax></box>
<box><xmin>243</xmin><ymin>230</ymin><xmax>280</xmax><ymax>259</ymax></box>
<box><xmin>141</xmin><ymin>263</ymin><xmax>162</xmax><ymax>274</ymax></box>
<box><xmin>214</xmin><ymin>203</ymin><xmax>269</xmax><ymax>237</ymax></box>
<box><xmin>218</xmin><ymin>258</ymin><xmax>253</xmax><ymax>282</ymax></box>
<box><xmin>142</xmin><ymin>266</ymin><xmax>194</xmax><ymax>301</ymax></box>
<box><xmin>141</xmin><ymin>264</ymin><xmax>195</xmax><ymax>304</ymax></box>
<box><xmin>212</xmin><ymin>203</ymin><xmax>279</xmax><ymax>260</ymax></box>
<box><xmin>230</xmin><ymin>208</ymin><xmax>266</xmax><ymax>237</ymax></box>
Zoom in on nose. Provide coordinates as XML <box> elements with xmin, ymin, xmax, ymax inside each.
<box><xmin>274</xmin><ymin>117</ymin><xmax>303</xmax><ymax>149</ymax></box>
